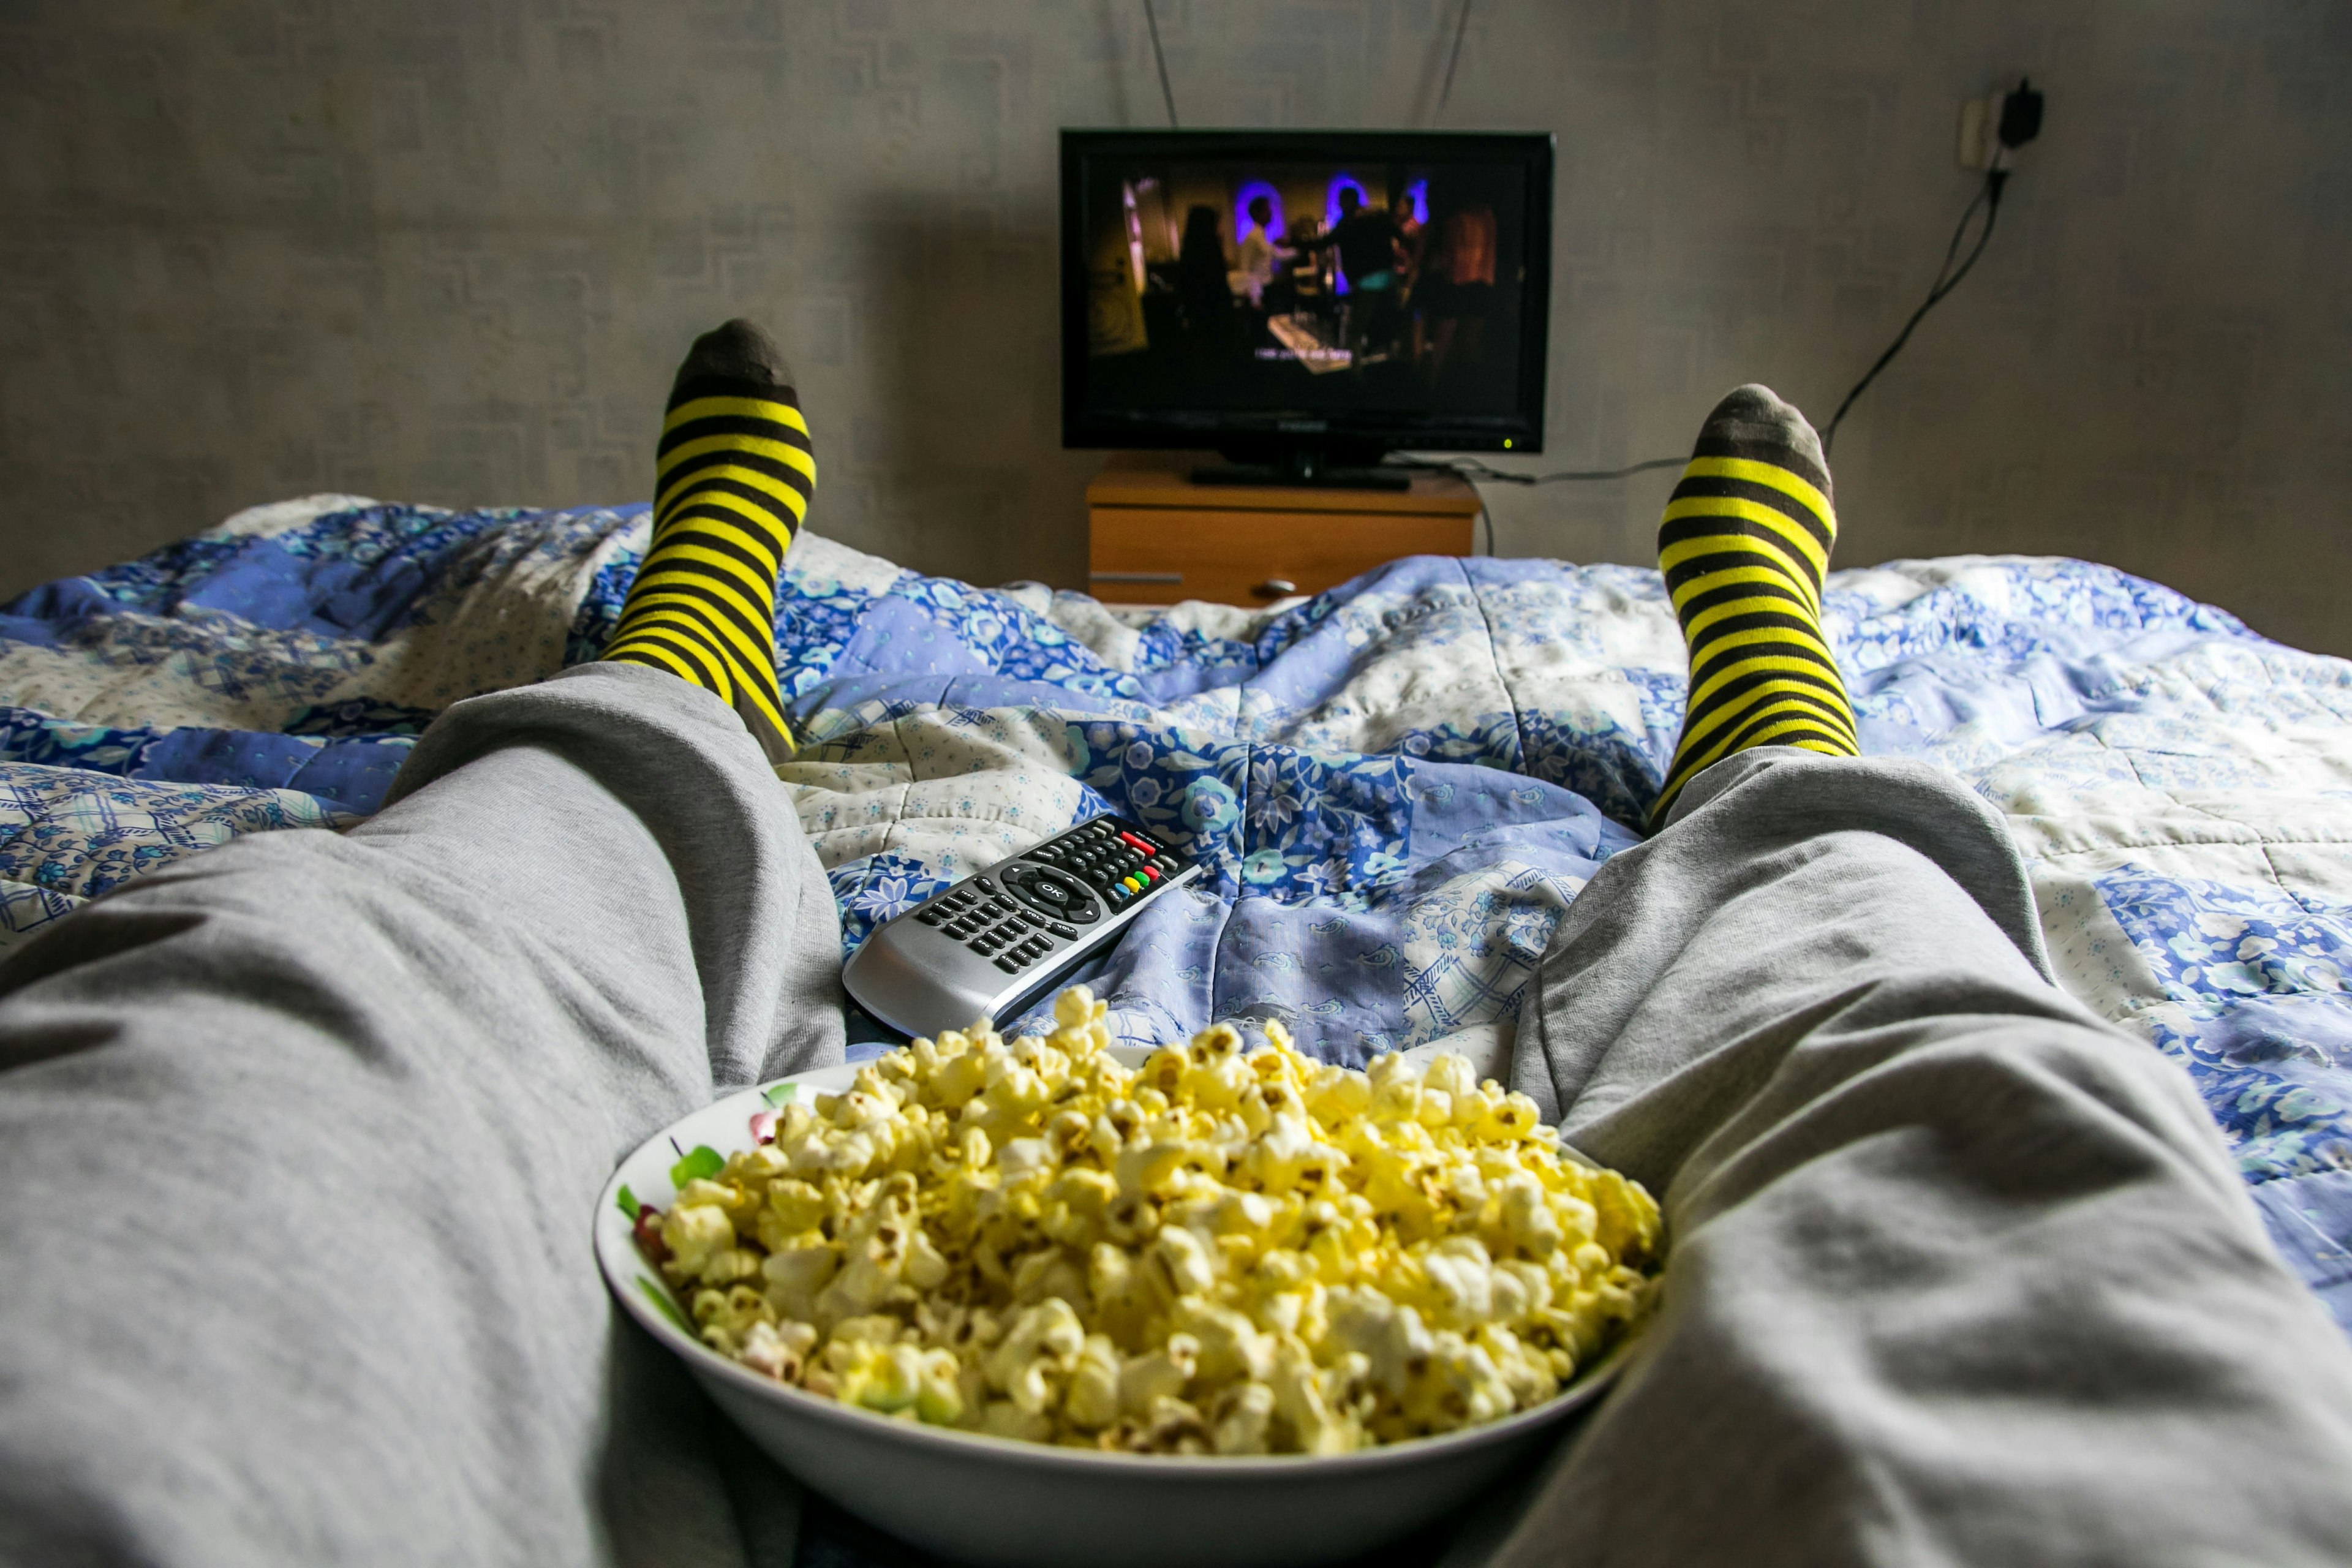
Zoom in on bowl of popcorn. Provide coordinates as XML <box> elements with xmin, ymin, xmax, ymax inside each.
<box><xmin>594</xmin><ymin>987</ymin><xmax>1662</xmax><ymax>1568</ymax></box>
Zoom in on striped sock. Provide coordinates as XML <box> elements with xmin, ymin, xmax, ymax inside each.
<box><xmin>1649</xmin><ymin>383</ymin><xmax>1858</xmax><ymax>830</ymax></box>
<box><xmin>602</xmin><ymin>319</ymin><xmax>813</xmax><ymax>761</ymax></box>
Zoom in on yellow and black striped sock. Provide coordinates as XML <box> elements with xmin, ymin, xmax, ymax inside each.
<box><xmin>602</xmin><ymin>318</ymin><xmax>813</xmax><ymax>761</ymax></box>
<box><xmin>1649</xmin><ymin>383</ymin><xmax>1858</xmax><ymax>830</ymax></box>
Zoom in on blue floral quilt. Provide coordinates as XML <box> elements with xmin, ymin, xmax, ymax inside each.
<box><xmin>2</xmin><ymin>495</ymin><xmax>2347</xmax><ymax>1335</ymax></box>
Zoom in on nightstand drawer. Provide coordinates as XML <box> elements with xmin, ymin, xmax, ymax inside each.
<box><xmin>1088</xmin><ymin>506</ymin><xmax>1475</xmax><ymax>606</ymax></box>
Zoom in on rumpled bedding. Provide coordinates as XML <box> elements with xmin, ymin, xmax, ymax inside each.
<box><xmin>2</xmin><ymin>496</ymin><xmax>2346</xmax><ymax>1333</ymax></box>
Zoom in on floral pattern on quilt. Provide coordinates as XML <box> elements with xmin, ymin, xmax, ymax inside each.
<box><xmin>1</xmin><ymin>496</ymin><xmax>2348</xmax><ymax>1331</ymax></box>
<box><xmin>2094</xmin><ymin>869</ymin><xmax>2352</xmax><ymax>1180</ymax></box>
<box><xmin>0</xmin><ymin>763</ymin><xmax>349</xmax><ymax>926</ymax></box>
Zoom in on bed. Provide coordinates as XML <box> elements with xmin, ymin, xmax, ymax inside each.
<box><xmin>2</xmin><ymin>494</ymin><xmax>2346</xmax><ymax>1347</ymax></box>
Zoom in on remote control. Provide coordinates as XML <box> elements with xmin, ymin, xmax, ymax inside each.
<box><xmin>842</xmin><ymin>813</ymin><xmax>1202</xmax><ymax>1041</ymax></box>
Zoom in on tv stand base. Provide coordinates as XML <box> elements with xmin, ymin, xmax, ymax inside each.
<box><xmin>1087</xmin><ymin>453</ymin><xmax>1480</xmax><ymax>606</ymax></box>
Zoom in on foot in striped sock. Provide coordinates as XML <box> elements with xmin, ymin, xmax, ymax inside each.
<box><xmin>601</xmin><ymin>318</ymin><xmax>814</xmax><ymax>762</ymax></box>
<box><xmin>1649</xmin><ymin>384</ymin><xmax>1858</xmax><ymax>830</ymax></box>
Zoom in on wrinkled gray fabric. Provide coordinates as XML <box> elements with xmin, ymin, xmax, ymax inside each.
<box><xmin>5</xmin><ymin>687</ymin><xmax>2351</xmax><ymax>1568</ymax></box>
<box><xmin>1490</xmin><ymin>747</ymin><xmax>2352</xmax><ymax>1566</ymax></box>
<box><xmin>0</xmin><ymin>662</ymin><xmax>840</xmax><ymax>1568</ymax></box>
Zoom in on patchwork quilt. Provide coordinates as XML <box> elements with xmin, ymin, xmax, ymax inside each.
<box><xmin>2</xmin><ymin>496</ymin><xmax>2347</xmax><ymax>1336</ymax></box>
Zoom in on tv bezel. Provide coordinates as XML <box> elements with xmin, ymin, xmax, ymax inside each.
<box><xmin>1058</xmin><ymin>127</ymin><xmax>1555</xmax><ymax>459</ymax></box>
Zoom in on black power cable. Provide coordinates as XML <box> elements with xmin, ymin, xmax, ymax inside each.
<box><xmin>1819</xmin><ymin>167</ymin><xmax>2008</xmax><ymax>456</ymax></box>
<box><xmin>1435</xmin><ymin>0</ymin><xmax>1472</xmax><ymax>125</ymax></box>
<box><xmin>1422</xmin><ymin>75</ymin><xmax>2042</xmax><ymax>510</ymax></box>
<box><xmin>1822</xmin><ymin>77</ymin><xmax>2041</xmax><ymax>454</ymax></box>
<box><xmin>1401</xmin><ymin>456</ymin><xmax>1687</xmax><ymax>486</ymax></box>
<box><xmin>1386</xmin><ymin>456</ymin><xmax>1689</xmax><ymax>556</ymax></box>
<box><xmin>1401</xmin><ymin>153</ymin><xmax>2024</xmax><ymax>533</ymax></box>
<box><xmin>1142</xmin><ymin>0</ymin><xmax>1178</xmax><ymax>128</ymax></box>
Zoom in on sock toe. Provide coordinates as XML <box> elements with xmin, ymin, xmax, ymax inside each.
<box><xmin>671</xmin><ymin>317</ymin><xmax>796</xmax><ymax>399</ymax></box>
<box><xmin>1695</xmin><ymin>383</ymin><xmax>1831</xmax><ymax>501</ymax></box>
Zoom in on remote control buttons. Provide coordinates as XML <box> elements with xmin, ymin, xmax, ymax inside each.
<box><xmin>965</xmin><ymin>914</ymin><xmax>1040</xmax><ymax>959</ymax></box>
<box><xmin>1002</xmin><ymin>862</ymin><xmax>1101</xmax><ymax>924</ymax></box>
<box><xmin>989</xmin><ymin>819</ymin><xmax>1184</xmax><ymax>925</ymax></box>
<box><xmin>987</xmin><ymin>930</ymin><xmax>1058</xmax><ymax>973</ymax></box>
<box><xmin>930</xmin><ymin>884</ymin><xmax>983</xmax><ymax>930</ymax></box>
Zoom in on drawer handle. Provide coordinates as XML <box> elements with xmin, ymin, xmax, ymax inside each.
<box><xmin>1252</xmin><ymin>578</ymin><xmax>1298</xmax><ymax>600</ymax></box>
<box><xmin>1091</xmin><ymin>570</ymin><xmax>1183</xmax><ymax>584</ymax></box>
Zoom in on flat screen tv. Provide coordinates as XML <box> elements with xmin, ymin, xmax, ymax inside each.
<box><xmin>1061</xmin><ymin>128</ymin><xmax>1553</xmax><ymax>484</ymax></box>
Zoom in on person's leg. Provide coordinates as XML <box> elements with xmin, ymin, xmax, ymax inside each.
<box><xmin>0</xmin><ymin>330</ymin><xmax>844</xmax><ymax>1567</ymax></box>
<box><xmin>1469</xmin><ymin>392</ymin><xmax>2352</xmax><ymax>1565</ymax></box>
<box><xmin>1485</xmin><ymin>747</ymin><xmax>2352</xmax><ymax>1564</ymax></box>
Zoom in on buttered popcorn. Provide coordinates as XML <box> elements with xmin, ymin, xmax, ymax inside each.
<box><xmin>641</xmin><ymin>987</ymin><xmax>1661</xmax><ymax>1454</ymax></box>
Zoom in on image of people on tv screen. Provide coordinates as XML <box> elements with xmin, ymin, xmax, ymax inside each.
<box><xmin>1082</xmin><ymin>160</ymin><xmax>1526</xmax><ymax>417</ymax></box>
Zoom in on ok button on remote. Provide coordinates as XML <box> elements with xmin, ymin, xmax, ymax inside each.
<box><xmin>1000</xmin><ymin>862</ymin><xmax>1100</xmax><ymax>925</ymax></box>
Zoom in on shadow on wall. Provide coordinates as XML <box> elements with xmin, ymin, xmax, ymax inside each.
<box><xmin>848</xmin><ymin>190</ymin><xmax>1092</xmax><ymax>592</ymax></box>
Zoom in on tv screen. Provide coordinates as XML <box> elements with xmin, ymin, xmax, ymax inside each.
<box><xmin>1060</xmin><ymin>129</ymin><xmax>1553</xmax><ymax>461</ymax></box>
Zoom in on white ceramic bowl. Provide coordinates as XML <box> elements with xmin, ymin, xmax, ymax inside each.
<box><xmin>595</xmin><ymin>1051</ymin><xmax>1631</xmax><ymax>1568</ymax></box>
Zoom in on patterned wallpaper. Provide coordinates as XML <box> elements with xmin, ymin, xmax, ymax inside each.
<box><xmin>4</xmin><ymin>1</ymin><xmax>2348</xmax><ymax>652</ymax></box>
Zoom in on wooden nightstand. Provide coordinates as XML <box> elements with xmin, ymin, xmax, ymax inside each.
<box><xmin>1086</xmin><ymin>454</ymin><xmax>1482</xmax><ymax>606</ymax></box>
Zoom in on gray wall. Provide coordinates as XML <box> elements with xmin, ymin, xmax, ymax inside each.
<box><xmin>6</xmin><ymin>1</ymin><xmax>2349</xmax><ymax>652</ymax></box>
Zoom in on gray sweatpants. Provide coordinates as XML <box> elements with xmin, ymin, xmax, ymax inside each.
<box><xmin>1</xmin><ymin>664</ymin><xmax>2348</xmax><ymax>1567</ymax></box>
<box><xmin>0</xmin><ymin>665</ymin><xmax>846</xmax><ymax>1567</ymax></box>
